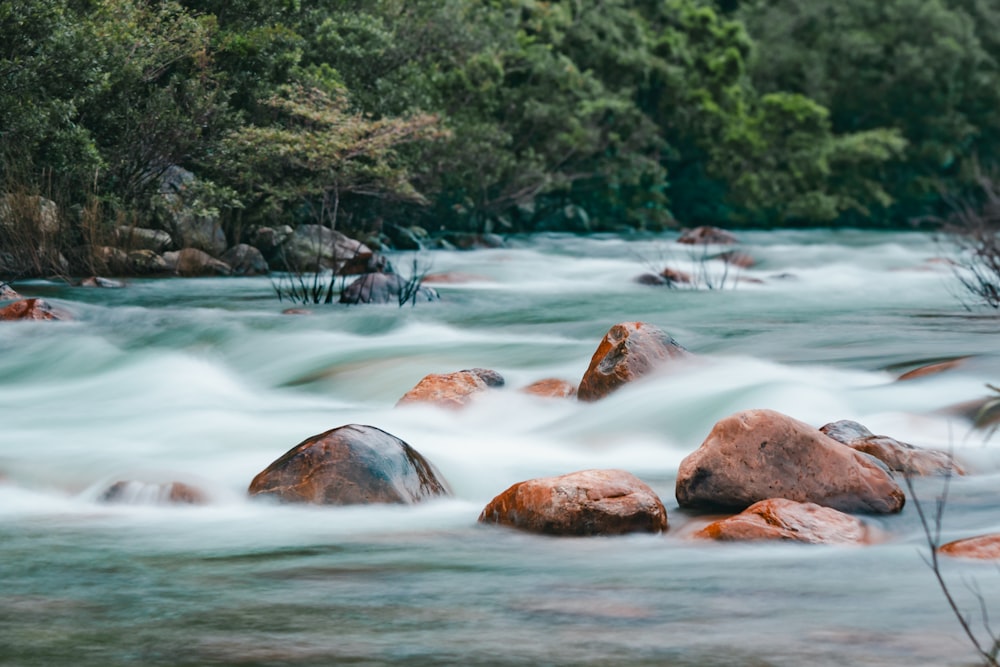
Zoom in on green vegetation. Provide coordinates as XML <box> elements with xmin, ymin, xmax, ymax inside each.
<box><xmin>4</xmin><ymin>0</ymin><xmax>1000</xmax><ymax>275</ymax></box>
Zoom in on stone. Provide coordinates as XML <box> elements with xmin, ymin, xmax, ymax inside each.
<box><xmin>116</xmin><ymin>226</ymin><xmax>172</xmax><ymax>253</ymax></box>
<box><xmin>939</xmin><ymin>534</ymin><xmax>1000</xmax><ymax>560</ymax></box>
<box><xmin>0</xmin><ymin>194</ymin><xmax>60</xmax><ymax>234</ymax></box>
<box><xmin>221</xmin><ymin>244</ymin><xmax>269</xmax><ymax>276</ymax></box>
<box><xmin>252</xmin><ymin>225</ymin><xmax>294</xmax><ymax>253</ymax></box>
<box><xmin>281</xmin><ymin>308</ymin><xmax>313</xmax><ymax>316</ymax></box>
<box><xmin>897</xmin><ymin>358</ymin><xmax>968</xmax><ymax>381</ymax></box>
<box><xmin>478</xmin><ymin>469</ymin><xmax>668</xmax><ymax>536</ymax></box>
<box><xmin>714</xmin><ymin>250</ymin><xmax>756</xmax><ymax>268</ymax></box>
<box><xmin>99</xmin><ymin>480</ymin><xmax>208</xmax><ymax>505</ymax></box>
<box><xmin>634</xmin><ymin>273</ymin><xmax>668</xmax><ymax>286</ymax></box>
<box><xmin>248</xmin><ymin>424</ymin><xmax>450</xmax><ymax>505</ymax></box>
<box><xmin>157</xmin><ymin>166</ymin><xmax>228</xmax><ymax>255</ymax></box>
<box><xmin>694</xmin><ymin>498</ymin><xmax>871</xmax><ymax>545</ymax></box>
<box><xmin>436</xmin><ymin>232</ymin><xmax>504</xmax><ymax>250</ymax></box>
<box><xmin>521</xmin><ymin>378</ymin><xmax>578</xmax><ymax>399</ymax></box>
<box><xmin>282</xmin><ymin>224</ymin><xmax>375</xmax><ymax>274</ymax></box>
<box><xmin>0</xmin><ymin>298</ymin><xmax>66</xmax><ymax>321</ymax></box>
<box><xmin>577</xmin><ymin>322</ymin><xmax>690</xmax><ymax>402</ymax></box>
<box><xmin>128</xmin><ymin>249</ymin><xmax>170</xmax><ymax>274</ymax></box>
<box><xmin>675</xmin><ymin>409</ymin><xmax>905</xmax><ymax>514</ymax></box>
<box><xmin>0</xmin><ymin>283</ymin><xmax>20</xmax><ymax>300</ymax></box>
<box><xmin>397</xmin><ymin>368</ymin><xmax>505</xmax><ymax>408</ymax></box>
<box><xmin>677</xmin><ymin>225</ymin><xmax>738</xmax><ymax>245</ymax></box>
<box><xmin>660</xmin><ymin>267</ymin><xmax>693</xmax><ymax>285</ymax></box>
<box><xmin>422</xmin><ymin>272</ymin><xmax>492</xmax><ymax>284</ymax></box>
<box><xmin>819</xmin><ymin>420</ymin><xmax>964</xmax><ymax>476</ymax></box>
<box><xmin>164</xmin><ymin>248</ymin><xmax>232</xmax><ymax>277</ymax></box>
<box><xmin>79</xmin><ymin>276</ymin><xmax>125</xmax><ymax>288</ymax></box>
<box><xmin>339</xmin><ymin>272</ymin><xmax>439</xmax><ymax>305</ymax></box>
<box><xmin>383</xmin><ymin>223</ymin><xmax>425</xmax><ymax>251</ymax></box>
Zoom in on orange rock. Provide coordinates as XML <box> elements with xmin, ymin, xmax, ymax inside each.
<box><xmin>820</xmin><ymin>420</ymin><xmax>964</xmax><ymax>476</ymax></box>
<box><xmin>520</xmin><ymin>378</ymin><xmax>577</xmax><ymax>399</ymax></box>
<box><xmin>715</xmin><ymin>250</ymin><xmax>756</xmax><ymax>268</ymax></box>
<box><xmin>0</xmin><ymin>298</ymin><xmax>66</xmax><ymax>321</ymax></box>
<box><xmin>397</xmin><ymin>368</ymin><xmax>504</xmax><ymax>408</ymax></box>
<box><xmin>676</xmin><ymin>409</ymin><xmax>905</xmax><ymax>514</ymax></box>
<box><xmin>897</xmin><ymin>358</ymin><xmax>968</xmax><ymax>381</ymax></box>
<box><xmin>577</xmin><ymin>322</ymin><xmax>689</xmax><ymax>402</ymax></box>
<box><xmin>479</xmin><ymin>469</ymin><xmax>668</xmax><ymax>536</ymax></box>
<box><xmin>248</xmin><ymin>424</ymin><xmax>450</xmax><ymax>505</ymax></box>
<box><xmin>660</xmin><ymin>267</ymin><xmax>693</xmax><ymax>284</ymax></box>
<box><xmin>939</xmin><ymin>534</ymin><xmax>1000</xmax><ymax>560</ymax></box>
<box><xmin>421</xmin><ymin>272</ymin><xmax>492</xmax><ymax>284</ymax></box>
<box><xmin>677</xmin><ymin>226</ymin><xmax>738</xmax><ymax>245</ymax></box>
<box><xmin>281</xmin><ymin>308</ymin><xmax>313</xmax><ymax>316</ymax></box>
<box><xmin>695</xmin><ymin>498</ymin><xmax>871</xmax><ymax>545</ymax></box>
<box><xmin>99</xmin><ymin>481</ymin><xmax>209</xmax><ymax>505</ymax></box>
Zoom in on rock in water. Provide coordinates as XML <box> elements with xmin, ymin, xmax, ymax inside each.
<box><xmin>677</xmin><ymin>226</ymin><xmax>738</xmax><ymax>245</ymax></box>
<box><xmin>339</xmin><ymin>272</ymin><xmax>439</xmax><ymax>305</ymax></box>
<box><xmin>819</xmin><ymin>419</ymin><xmax>964</xmax><ymax>476</ymax></box>
<box><xmin>248</xmin><ymin>424</ymin><xmax>450</xmax><ymax>505</ymax></box>
<box><xmin>479</xmin><ymin>469</ymin><xmax>668</xmax><ymax>536</ymax></box>
<box><xmin>577</xmin><ymin>321</ymin><xmax>689</xmax><ymax>402</ymax></box>
<box><xmin>695</xmin><ymin>498</ymin><xmax>871</xmax><ymax>545</ymax></box>
<box><xmin>397</xmin><ymin>368</ymin><xmax>504</xmax><ymax>409</ymax></box>
<box><xmin>0</xmin><ymin>298</ymin><xmax>67</xmax><ymax>321</ymax></box>
<box><xmin>939</xmin><ymin>534</ymin><xmax>1000</xmax><ymax>560</ymax></box>
<box><xmin>675</xmin><ymin>409</ymin><xmax>905</xmax><ymax>514</ymax></box>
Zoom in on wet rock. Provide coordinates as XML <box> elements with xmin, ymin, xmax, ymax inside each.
<box><xmin>677</xmin><ymin>226</ymin><xmax>738</xmax><ymax>245</ymax></box>
<box><xmin>714</xmin><ymin>250</ymin><xmax>756</xmax><ymax>268</ymax></box>
<box><xmin>384</xmin><ymin>223</ymin><xmax>426</xmax><ymax>251</ymax></box>
<box><xmin>939</xmin><ymin>534</ymin><xmax>1000</xmax><ymax>560</ymax></box>
<box><xmin>79</xmin><ymin>276</ymin><xmax>125</xmax><ymax>288</ymax></box>
<box><xmin>577</xmin><ymin>322</ymin><xmax>690</xmax><ymax>402</ymax></box>
<box><xmin>478</xmin><ymin>469</ymin><xmax>668</xmax><ymax>536</ymax></box>
<box><xmin>282</xmin><ymin>225</ymin><xmax>376</xmax><ymax>274</ymax></box>
<box><xmin>634</xmin><ymin>273</ymin><xmax>668</xmax><ymax>286</ymax></box>
<box><xmin>819</xmin><ymin>420</ymin><xmax>964</xmax><ymax>476</ymax></box>
<box><xmin>281</xmin><ymin>308</ymin><xmax>313</xmax><ymax>316</ymax></box>
<box><xmin>694</xmin><ymin>498</ymin><xmax>871</xmax><ymax>545</ymax></box>
<box><xmin>248</xmin><ymin>424</ymin><xmax>450</xmax><ymax>505</ymax></box>
<box><xmin>116</xmin><ymin>226</ymin><xmax>172</xmax><ymax>253</ymax></box>
<box><xmin>0</xmin><ymin>298</ymin><xmax>67</xmax><ymax>321</ymax></box>
<box><xmin>164</xmin><ymin>248</ymin><xmax>232</xmax><ymax>276</ymax></box>
<box><xmin>128</xmin><ymin>249</ymin><xmax>170</xmax><ymax>274</ymax></box>
<box><xmin>221</xmin><ymin>244</ymin><xmax>269</xmax><ymax>276</ymax></box>
<box><xmin>397</xmin><ymin>368</ymin><xmax>504</xmax><ymax>408</ymax></box>
<box><xmin>896</xmin><ymin>357</ymin><xmax>968</xmax><ymax>381</ymax></box>
<box><xmin>660</xmin><ymin>267</ymin><xmax>693</xmax><ymax>285</ymax></box>
<box><xmin>422</xmin><ymin>272</ymin><xmax>492</xmax><ymax>284</ymax></box>
<box><xmin>99</xmin><ymin>480</ymin><xmax>208</xmax><ymax>505</ymax></box>
<box><xmin>521</xmin><ymin>378</ymin><xmax>578</xmax><ymax>399</ymax></box>
<box><xmin>675</xmin><ymin>409</ymin><xmax>905</xmax><ymax>514</ymax></box>
<box><xmin>0</xmin><ymin>283</ymin><xmax>20</xmax><ymax>300</ymax></box>
<box><xmin>339</xmin><ymin>272</ymin><xmax>439</xmax><ymax>305</ymax></box>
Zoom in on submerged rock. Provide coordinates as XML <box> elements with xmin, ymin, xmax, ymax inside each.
<box><xmin>939</xmin><ymin>534</ymin><xmax>1000</xmax><ymax>560</ymax></box>
<box><xmin>340</xmin><ymin>272</ymin><xmax>438</xmax><ymax>305</ymax></box>
<box><xmin>248</xmin><ymin>424</ymin><xmax>450</xmax><ymax>505</ymax></box>
<box><xmin>896</xmin><ymin>357</ymin><xmax>968</xmax><ymax>381</ymax></box>
<box><xmin>677</xmin><ymin>226</ymin><xmax>738</xmax><ymax>245</ymax></box>
<box><xmin>99</xmin><ymin>480</ymin><xmax>208</xmax><ymax>505</ymax></box>
<box><xmin>577</xmin><ymin>321</ymin><xmax>690</xmax><ymax>402</ymax></box>
<box><xmin>520</xmin><ymin>378</ymin><xmax>578</xmax><ymax>399</ymax></box>
<box><xmin>0</xmin><ymin>298</ymin><xmax>67</xmax><ymax>321</ymax></box>
<box><xmin>695</xmin><ymin>498</ymin><xmax>871</xmax><ymax>545</ymax></box>
<box><xmin>397</xmin><ymin>368</ymin><xmax>504</xmax><ymax>409</ymax></box>
<box><xmin>675</xmin><ymin>409</ymin><xmax>905</xmax><ymax>514</ymax></box>
<box><xmin>819</xmin><ymin>420</ymin><xmax>964</xmax><ymax>476</ymax></box>
<box><xmin>479</xmin><ymin>469</ymin><xmax>668</xmax><ymax>536</ymax></box>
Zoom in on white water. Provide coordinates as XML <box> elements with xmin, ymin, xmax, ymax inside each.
<box><xmin>1</xmin><ymin>230</ymin><xmax>999</xmax><ymax>666</ymax></box>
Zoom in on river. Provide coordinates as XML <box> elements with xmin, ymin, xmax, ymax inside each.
<box><xmin>1</xmin><ymin>229</ymin><xmax>998</xmax><ymax>666</ymax></box>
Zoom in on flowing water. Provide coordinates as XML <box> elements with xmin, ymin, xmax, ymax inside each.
<box><xmin>1</xmin><ymin>230</ymin><xmax>999</xmax><ymax>666</ymax></box>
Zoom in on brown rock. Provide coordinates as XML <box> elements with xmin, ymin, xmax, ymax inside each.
<box><xmin>248</xmin><ymin>424</ymin><xmax>450</xmax><ymax>505</ymax></box>
<box><xmin>165</xmin><ymin>248</ymin><xmax>232</xmax><ymax>276</ymax></box>
<box><xmin>521</xmin><ymin>378</ymin><xmax>578</xmax><ymax>399</ymax></box>
<box><xmin>897</xmin><ymin>358</ymin><xmax>968</xmax><ymax>381</ymax></box>
<box><xmin>339</xmin><ymin>272</ymin><xmax>439</xmax><ymax>305</ymax></box>
<box><xmin>0</xmin><ymin>283</ymin><xmax>20</xmax><ymax>300</ymax></box>
<box><xmin>281</xmin><ymin>308</ymin><xmax>313</xmax><ymax>316</ymax></box>
<box><xmin>939</xmin><ymin>534</ymin><xmax>1000</xmax><ymax>560</ymax></box>
<box><xmin>715</xmin><ymin>250</ymin><xmax>756</xmax><ymax>268</ymax></box>
<box><xmin>478</xmin><ymin>469</ymin><xmax>668</xmax><ymax>536</ymax></box>
<box><xmin>677</xmin><ymin>226</ymin><xmax>738</xmax><ymax>245</ymax></box>
<box><xmin>421</xmin><ymin>272</ymin><xmax>492</xmax><ymax>284</ymax></box>
<box><xmin>660</xmin><ymin>268</ymin><xmax>693</xmax><ymax>285</ymax></box>
<box><xmin>397</xmin><ymin>368</ymin><xmax>505</xmax><ymax>409</ymax></box>
<box><xmin>577</xmin><ymin>322</ymin><xmax>690</xmax><ymax>402</ymax></box>
<box><xmin>634</xmin><ymin>273</ymin><xmax>667</xmax><ymax>286</ymax></box>
<box><xmin>820</xmin><ymin>420</ymin><xmax>964</xmax><ymax>476</ymax></box>
<box><xmin>695</xmin><ymin>498</ymin><xmax>871</xmax><ymax>545</ymax></box>
<box><xmin>0</xmin><ymin>298</ymin><xmax>67</xmax><ymax>321</ymax></box>
<box><xmin>99</xmin><ymin>481</ymin><xmax>208</xmax><ymax>505</ymax></box>
<box><xmin>675</xmin><ymin>409</ymin><xmax>905</xmax><ymax>514</ymax></box>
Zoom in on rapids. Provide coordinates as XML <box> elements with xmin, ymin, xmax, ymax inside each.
<box><xmin>1</xmin><ymin>229</ymin><xmax>998</xmax><ymax>666</ymax></box>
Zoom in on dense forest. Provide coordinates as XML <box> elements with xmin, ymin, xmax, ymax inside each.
<box><xmin>3</xmin><ymin>0</ymin><xmax>1000</xmax><ymax>261</ymax></box>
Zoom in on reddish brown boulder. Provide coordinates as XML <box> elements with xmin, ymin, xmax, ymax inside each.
<box><xmin>479</xmin><ymin>469</ymin><xmax>668</xmax><ymax>536</ymax></box>
<box><xmin>339</xmin><ymin>272</ymin><xmax>439</xmax><ymax>305</ymax></box>
<box><xmin>897</xmin><ymin>357</ymin><xmax>968</xmax><ymax>381</ymax></box>
<box><xmin>676</xmin><ymin>409</ymin><xmax>905</xmax><ymax>514</ymax></box>
<box><xmin>677</xmin><ymin>226</ymin><xmax>738</xmax><ymax>245</ymax></box>
<box><xmin>0</xmin><ymin>283</ymin><xmax>19</xmax><ymax>300</ymax></box>
<box><xmin>694</xmin><ymin>498</ymin><xmax>871</xmax><ymax>545</ymax></box>
<box><xmin>0</xmin><ymin>298</ymin><xmax>66</xmax><ymax>321</ymax></box>
<box><xmin>939</xmin><ymin>534</ymin><xmax>1000</xmax><ymax>560</ymax></box>
<box><xmin>660</xmin><ymin>268</ymin><xmax>693</xmax><ymax>285</ymax></box>
<box><xmin>820</xmin><ymin>420</ymin><xmax>964</xmax><ymax>476</ymax></box>
<box><xmin>165</xmin><ymin>248</ymin><xmax>232</xmax><ymax>276</ymax></box>
<box><xmin>421</xmin><ymin>272</ymin><xmax>492</xmax><ymax>284</ymax></box>
<box><xmin>99</xmin><ymin>481</ymin><xmax>208</xmax><ymax>505</ymax></box>
<box><xmin>521</xmin><ymin>378</ymin><xmax>577</xmax><ymax>399</ymax></box>
<box><xmin>248</xmin><ymin>424</ymin><xmax>450</xmax><ymax>505</ymax></box>
<box><xmin>577</xmin><ymin>322</ymin><xmax>689</xmax><ymax>402</ymax></box>
<box><xmin>397</xmin><ymin>368</ymin><xmax>504</xmax><ymax>408</ymax></box>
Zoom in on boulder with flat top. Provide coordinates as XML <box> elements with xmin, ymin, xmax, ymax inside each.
<box><xmin>577</xmin><ymin>321</ymin><xmax>690</xmax><ymax>402</ymax></box>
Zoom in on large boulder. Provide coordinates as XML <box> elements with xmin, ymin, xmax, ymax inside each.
<box><xmin>478</xmin><ymin>469</ymin><xmax>668</xmax><ymax>536</ymax></box>
<box><xmin>694</xmin><ymin>498</ymin><xmax>871</xmax><ymax>545</ymax></box>
<box><xmin>676</xmin><ymin>225</ymin><xmax>737</xmax><ymax>245</ymax></box>
<box><xmin>577</xmin><ymin>322</ymin><xmax>690</xmax><ymax>402</ymax></box>
<box><xmin>99</xmin><ymin>480</ymin><xmax>208</xmax><ymax>505</ymax></box>
<box><xmin>340</xmin><ymin>272</ymin><xmax>439</xmax><ymax>305</ymax></box>
<box><xmin>164</xmin><ymin>248</ymin><xmax>232</xmax><ymax>277</ymax></box>
<box><xmin>282</xmin><ymin>224</ymin><xmax>378</xmax><ymax>274</ymax></box>
<box><xmin>0</xmin><ymin>298</ymin><xmax>67</xmax><ymax>321</ymax></box>
<box><xmin>248</xmin><ymin>424</ymin><xmax>450</xmax><ymax>505</ymax></box>
<box><xmin>820</xmin><ymin>420</ymin><xmax>964</xmax><ymax>476</ymax></box>
<box><xmin>939</xmin><ymin>534</ymin><xmax>1000</xmax><ymax>560</ymax></box>
<box><xmin>157</xmin><ymin>166</ymin><xmax>228</xmax><ymax>255</ymax></box>
<box><xmin>397</xmin><ymin>368</ymin><xmax>504</xmax><ymax>409</ymax></box>
<box><xmin>128</xmin><ymin>249</ymin><xmax>170</xmax><ymax>275</ymax></box>
<box><xmin>221</xmin><ymin>244</ymin><xmax>269</xmax><ymax>276</ymax></box>
<box><xmin>675</xmin><ymin>409</ymin><xmax>905</xmax><ymax>514</ymax></box>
